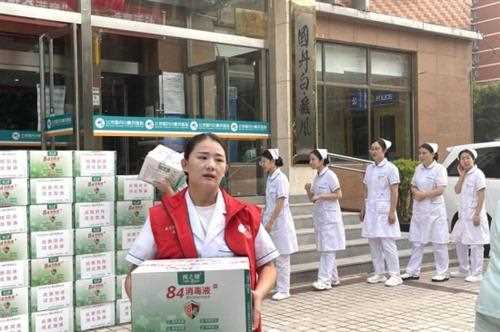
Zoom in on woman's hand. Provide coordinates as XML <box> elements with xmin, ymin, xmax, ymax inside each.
<box><xmin>312</xmin><ymin>194</ymin><xmax>322</xmax><ymax>203</ymax></box>
<box><xmin>154</xmin><ymin>179</ymin><xmax>175</xmax><ymax>197</ymax></box>
<box><xmin>304</xmin><ymin>183</ymin><xmax>311</xmax><ymax>192</ymax></box>
<box><xmin>265</xmin><ymin>221</ymin><xmax>274</xmax><ymax>233</ymax></box>
<box><xmin>359</xmin><ymin>207</ymin><xmax>365</xmax><ymax>222</ymax></box>
<box><xmin>414</xmin><ymin>191</ymin><xmax>427</xmax><ymax>201</ymax></box>
<box><xmin>124</xmin><ymin>272</ymin><xmax>132</xmax><ymax>299</ymax></box>
<box><xmin>388</xmin><ymin>211</ymin><xmax>397</xmax><ymax>225</ymax></box>
<box><xmin>251</xmin><ymin>289</ymin><xmax>264</xmax><ymax>331</ymax></box>
<box><xmin>457</xmin><ymin>165</ymin><xmax>465</xmax><ymax>177</ymax></box>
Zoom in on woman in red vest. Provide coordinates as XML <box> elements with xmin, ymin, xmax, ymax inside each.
<box><xmin>125</xmin><ymin>133</ymin><xmax>278</xmax><ymax>331</ymax></box>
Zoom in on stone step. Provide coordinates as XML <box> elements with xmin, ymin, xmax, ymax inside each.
<box><xmin>290</xmin><ymin>236</ymin><xmax>413</xmax><ymax>265</ymax></box>
<box><xmin>296</xmin><ymin>224</ymin><xmax>362</xmax><ymax>245</ymax></box>
<box><xmin>290</xmin><ymin>246</ymin><xmax>457</xmax><ymax>284</ymax></box>
<box><xmin>293</xmin><ymin>212</ymin><xmax>359</xmax><ymax>229</ymax></box>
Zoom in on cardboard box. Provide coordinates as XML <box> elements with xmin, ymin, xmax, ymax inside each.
<box><xmin>0</xmin><ymin>179</ymin><xmax>28</xmax><ymax>207</ymax></box>
<box><xmin>116</xmin><ymin>299</ymin><xmax>131</xmax><ymax>324</ymax></box>
<box><xmin>29</xmin><ymin>204</ymin><xmax>72</xmax><ymax>232</ymax></box>
<box><xmin>0</xmin><ymin>151</ymin><xmax>28</xmax><ymax>178</ymax></box>
<box><xmin>0</xmin><ymin>233</ymin><xmax>27</xmax><ymax>261</ymax></box>
<box><xmin>138</xmin><ymin>144</ymin><xmax>187</xmax><ymax>191</ymax></box>
<box><xmin>75</xmin><ymin>226</ymin><xmax>115</xmax><ymax>255</ymax></box>
<box><xmin>115</xmin><ymin>275</ymin><xmax>128</xmax><ymax>300</ymax></box>
<box><xmin>116</xmin><ymin>175</ymin><xmax>155</xmax><ymax>201</ymax></box>
<box><xmin>0</xmin><ymin>260</ymin><xmax>29</xmax><ymax>290</ymax></box>
<box><xmin>29</xmin><ymin>150</ymin><xmax>73</xmax><ymax>178</ymax></box>
<box><xmin>74</xmin><ymin>202</ymin><xmax>114</xmax><ymax>228</ymax></box>
<box><xmin>75</xmin><ymin>252</ymin><xmax>115</xmax><ymax>280</ymax></box>
<box><xmin>116</xmin><ymin>226</ymin><xmax>142</xmax><ymax>251</ymax></box>
<box><xmin>0</xmin><ymin>207</ymin><xmax>27</xmax><ymax>235</ymax></box>
<box><xmin>116</xmin><ymin>200</ymin><xmax>152</xmax><ymax>227</ymax></box>
<box><xmin>115</xmin><ymin>250</ymin><xmax>130</xmax><ymax>276</ymax></box>
<box><xmin>74</xmin><ymin>151</ymin><xmax>116</xmax><ymax>177</ymax></box>
<box><xmin>30</xmin><ymin>178</ymin><xmax>73</xmax><ymax>205</ymax></box>
<box><xmin>131</xmin><ymin>258</ymin><xmax>251</xmax><ymax>332</ymax></box>
<box><xmin>30</xmin><ymin>230</ymin><xmax>73</xmax><ymax>259</ymax></box>
<box><xmin>31</xmin><ymin>307</ymin><xmax>74</xmax><ymax>332</ymax></box>
<box><xmin>0</xmin><ymin>287</ymin><xmax>28</xmax><ymax>318</ymax></box>
<box><xmin>30</xmin><ymin>282</ymin><xmax>73</xmax><ymax>312</ymax></box>
<box><xmin>30</xmin><ymin>256</ymin><xmax>74</xmax><ymax>287</ymax></box>
<box><xmin>0</xmin><ymin>314</ymin><xmax>29</xmax><ymax>331</ymax></box>
<box><xmin>74</xmin><ymin>176</ymin><xmax>115</xmax><ymax>203</ymax></box>
<box><xmin>75</xmin><ymin>276</ymin><xmax>115</xmax><ymax>307</ymax></box>
<box><xmin>75</xmin><ymin>302</ymin><xmax>115</xmax><ymax>331</ymax></box>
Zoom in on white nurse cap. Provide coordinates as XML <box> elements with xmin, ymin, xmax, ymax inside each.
<box><xmin>316</xmin><ymin>149</ymin><xmax>328</xmax><ymax>160</ymax></box>
<box><xmin>427</xmin><ymin>143</ymin><xmax>439</xmax><ymax>154</ymax></box>
<box><xmin>267</xmin><ymin>149</ymin><xmax>280</xmax><ymax>160</ymax></box>
<box><xmin>381</xmin><ymin>139</ymin><xmax>392</xmax><ymax>150</ymax></box>
<box><xmin>459</xmin><ymin>148</ymin><xmax>478</xmax><ymax>159</ymax></box>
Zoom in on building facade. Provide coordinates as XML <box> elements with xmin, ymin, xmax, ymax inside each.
<box><xmin>0</xmin><ymin>0</ymin><xmax>480</xmax><ymax>199</ymax></box>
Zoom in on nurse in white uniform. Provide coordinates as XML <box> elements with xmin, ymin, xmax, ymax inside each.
<box><xmin>401</xmin><ymin>143</ymin><xmax>450</xmax><ymax>282</ymax></box>
<box><xmin>260</xmin><ymin>149</ymin><xmax>298</xmax><ymax>301</ymax></box>
<box><xmin>450</xmin><ymin>148</ymin><xmax>490</xmax><ymax>283</ymax></box>
<box><xmin>362</xmin><ymin>138</ymin><xmax>402</xmax><ymax>287</ymax></box>
<box><xmin>305</xmin><ymin>149</ymin><xmax>346</xmax><ymax>291</ymax></box>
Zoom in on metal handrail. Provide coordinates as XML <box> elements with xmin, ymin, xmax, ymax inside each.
<box><xmin>327</xmin><ymin>153</ymin><xmax>373</xmax><ymax>174</ymax></box>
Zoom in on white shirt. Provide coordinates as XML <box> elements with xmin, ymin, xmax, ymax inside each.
<box><xmin>126</xmin><ymin>191</ymin><xmax>279</xmax><ymax>267</ymax></box>
<box><xmin>411</xmin><ymin>161</ymin><xmax>448</xmax><ymax>204</ymax></box>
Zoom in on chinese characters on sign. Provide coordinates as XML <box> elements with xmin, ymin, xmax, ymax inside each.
<box><xmin>294</xmin><ymin>8</ymin><xmax>317</xmax><ymax>154</ymax></box>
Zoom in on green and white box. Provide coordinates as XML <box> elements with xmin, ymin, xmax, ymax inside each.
<box><xmin>30</xmin><ymin>230</ymin><xmax>73</xmax><ymax>259</ymax></box>
<box><xmin>0</xmin><ymin>207</ymin><xmax>27</xmax><ymax>234</ymax></box>
<box><xmin>138</xmin><ymin>144</ymin><xmax>186</xmax><ymax>191</ymax></box>
<box><xmin>74</xmin><ymin>202</ymin><xmax>114</xmax><ymax>228</ymax></box>
<box><xmin>0</xmin><ymin>179</ymin><xmax>28</xmax><ymax>207</ymax></box>
<box><xmin>116</xmin><ymin>226</ymin><xmax>141</xmax><ymax>251</ymax></box>
<box><xmin>115</xmin><ymin>275</ymin><xmax>128</xmax><ymax>300</ymax></box>
<box><xmin>29</xmin><ymin>204</ymin><xmax>72</xmax><ymax>232</ymax></box>
<box><xmin>30</xmin><ymin>256</ymin><xmax>74</xmax><ymax>287</ymax></box>
<box><xmin>0</xmin><ymin>314</ymin><xmax>29</xmax><ymax>332</ymax></box>
<box><xmin>75</xmin><ymin>176</ymin><xmax>115</xmax><ymax>203</ymax></box>
<box><xmin>115</xmin><ymin>250</ymin><xmax>130</xmax><ymax>276</ymax></box>
<box><xmin>30</xmin><ymin>282</ymin><xmax>73</xmax><ymax>312</ymax></box>
<box><xmin>0</xmin><ymin>233</ymin><xmax>28</xmax><ymax>261</ymax></box>
<box><xmin>75</xmin><ymin>252</ymin><xmax>115</xmax><ymax>280</ymax></box>
<box><xmin>0</xmin><ymin>287</ymin><xmax>28</xmax><ymax>318</ymax></box>
<box><xmin>0</xmin><ymin>260</ymin><xmax>29</xmax><ymax>290</ymax></box>
<box><xmin>30</xmin><ymin>178</ymin><xmax>73</xmax><ymax>204</ymax></box>
<box><xmin>31</xmin><ymin>307</ymin><xmax>74</xmax><ymax>332</ymax></box>
<box><xmin>0</xmin><ymin>151</ymin><xmax>28</xmax><ymax>179</ymax></box>
<box><xmin>116</xmin><ymin>175</ymin><xmax>155</xmax><ymax>201</ymax></box>
<box><xmin>75</xmin><ymin>226</ymin><xmax>115</xmax><ymax>255</ymax></box>
<box><xmin>29</xmin><ymin>150</ymin><xmax>73</xmax><ymax>178</ymax></box>
<box><xmin>74</xmin><ymin>151</ymin><xmax>116</xmax><ymax>177</ymax></box>
<box><xmin>75</xmin><ymin>276</ymin><xmax>115</xmax><ymax>307</ymax></box>
<box><xmin>116</xmin><ymin>299</ymin><xmax>131</xmax><ymax>324</ymax></box>
<box><xmin>75</xmin><ymin>302</ymin><xmax>115</xmax><ymax>331</ymax></box>
<box><xmin>131</xmin><ymin>257</ymin><xmax>252</xmax><ymax>332</ymax></box>
<box><xmin>116</xmin><ymin>200</ymin><xmax>152</xmax><ymax>227</ymax></box>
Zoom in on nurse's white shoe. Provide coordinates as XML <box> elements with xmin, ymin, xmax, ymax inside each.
<box><xmin>431</xmin><ymin>274</ymin><xmax>449</xmax><ymax>282</ymax></box>
<box><xmin>272</xmin><ymin>292</ymin><xmax>291</xmax><ymax>301</ymax></box>
<box><xmin>366</xmin><ymin>274</ymin><xmax>387</xmax><ymax>284</ymax></box>
<box><xmin>401</xmin><ymin>273</ymin><xmax>420</xmax><ymax>281</ymax></box>
<box><xmin>465</xmin><ymin>275</ymin><xmax>483</xmax><ymax>283</ymax></box>
<box><xmin>312</xmin><ymin>280</ymin><xmax>332</xmax><ymax>290</ymax></box>
<box><xmin>450</xmin><ymin>271</ymin><xmax>468</xmax><ymax>278</ymax></box>
<box><xmin>331</xmin><ymin>279</ymin><xmax>341</xmax><ymax>286</ymax></box>
<box><xmin>384</xmin><ymin>276</ymin><xmax>403</xmax><ymax>287</ymax></box>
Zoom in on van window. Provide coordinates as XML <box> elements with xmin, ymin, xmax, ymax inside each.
<box><xmin>476</xmin><ymin>147</ymin><xmax>500</xmax><ymax>179</ymax></box>
<box><xmin>447</xmin><ymin>159</ymin><xmax>459</xmax><ymax>177</ymax></box>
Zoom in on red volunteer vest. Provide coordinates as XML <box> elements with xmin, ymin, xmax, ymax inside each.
<box><xmin>149</xmin><ymin>188</ymin><xmax>261</xmax><ymax>290</ymax></box>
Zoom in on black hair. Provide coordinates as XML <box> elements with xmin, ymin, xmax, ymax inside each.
<box><xmin>373</xmin><ymin>138</ymin><xmax>387</xmax><ymax>151</ymax></box>
<box><xmin>262</xmin><ymin>150</ymin><xmax>284</xmax><ymax>167</ymax></box>
<box><xmin>311</xmin><ymin>149</ymin><xmax>329</xmax><ymax>166</ymax></box>
<box><xmin>184</xmin><ymin>133</ymin><xmax>227</xmax><ymax>161</ymax></box>
<box><xmin>419</xmin><ymin>143</ymin><xmax>439</xmax><ymax>161</ymax></box>
<box><xmin>458</xmin><ymin>149</ymin><xmax>476</xmax><ymax>162</ymax></box>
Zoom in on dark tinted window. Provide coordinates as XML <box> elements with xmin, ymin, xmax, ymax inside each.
<box><xmin>448</xmin><ymin>147</ymin><xmax>500</xmax><ymax>179</ymax></box>
<box><xmin>447</xmin><ymin>159</ymin><xmax>459</xmax><ymax>177</ymax></box>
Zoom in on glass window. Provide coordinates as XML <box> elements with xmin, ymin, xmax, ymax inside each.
<box><xmin>371</xmin><ymin>90</ymin><xmax>412</xmax><ymax>160</ymax></box>
<box><xmin>316</xmin><ymin>43</ymin><xmax>322</xmax><ymax>81</ymax></box>
<box><xmin>0</xmin><ymin>0</ymin><xmax>78</xmax><ymax>11</ymax></box>
<box><xmin>447</xmin><ymin>159</ymin><xmax>459</xmax><ymax>177</ymax></box>
<box><xmin>319</xmin><ymin>86</ymin><xmax>369</xmax><ymax>159</ymax></box>
<box><xmin>324</xmin><ymin>44</ymin><xmax>366</xmax><ymax>84</ymax></box>
<box><xmin>371</xmin><ymin>51</ymin><xmax>410</xmax><ymax>87</ymax></box>
<box><xmin>476</xmin><ymin>147</ymin><xmax>500</xmax><ymax>179</ymax></box>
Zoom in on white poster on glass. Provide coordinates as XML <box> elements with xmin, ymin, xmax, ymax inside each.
<box><xmin>159</xmin><ymin>72</ymin><xmax>185</xmax><ymax>115</ymax></box>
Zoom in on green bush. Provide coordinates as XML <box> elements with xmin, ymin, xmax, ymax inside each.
<box><xmin>393</xmin><ymin>159</ymin><xmax>419</xmax><ymax>223</ymax></box>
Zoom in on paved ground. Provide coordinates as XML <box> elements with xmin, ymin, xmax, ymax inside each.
<box><xmin>92</xmin><ymin>270</ymin><xmax>481</xmax><ymax>332</ymax></box>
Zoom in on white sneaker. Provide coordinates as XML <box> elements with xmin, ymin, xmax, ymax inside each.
<box><xmin>401</xmin><ymin>273</ymin><xmax>420</xmax><ymax>281</ymax></box>
<box><xmin>431</xmin><ymin>274</ymin><xmax>449</xmax><ymax>282</ymax></box>
<box><xmin>312</xmin><ymin>280</ymin><xmax>332</xmax><ymax>290</ymax></box>
<box><xmin>465</xmin><ymin>275</ymin><xmax>483</xmax><ymax>283</ymax></box>
<box><xmin>271</xmin><ymin>292</ymin><xmax>290</xmax><ymax>301</ymax></box>
<box><xmin>450</xmin><ymin>270</ymin><xmax>469</xmax><ymax>278</ymax></box>
<box><xmin>385</xmin><ymin>276</ymin><xmax>403</xmax><ymax>287</ymax></box>
<box><xmin>331</xmin><ymin>279</ymin><xmax>341</xmax><ymax>286</ymax></box>
<box><xmin>367</xmin><ymin>274</ymin><xmax>387</xmax><ymax>284</ymax></box>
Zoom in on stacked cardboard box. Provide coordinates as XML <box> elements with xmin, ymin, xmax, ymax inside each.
<box><xmin>115</xmin><ymin>175</ymin><xmax>154</xmax><ymax>325</ymax></box>
<box><xmin>0</xmin><ymin>151</ymin><xmax>30</xmax><ymax>331</ymax></box>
